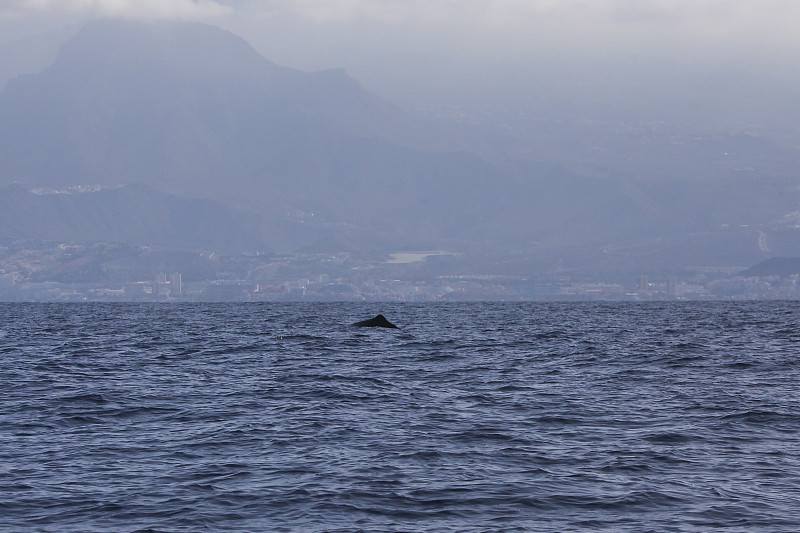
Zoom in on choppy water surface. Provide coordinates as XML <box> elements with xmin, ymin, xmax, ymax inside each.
<box><xmin>2</xmin><ymin>302</ymin><xmax>800</xmax><ymax>532</ymax></box>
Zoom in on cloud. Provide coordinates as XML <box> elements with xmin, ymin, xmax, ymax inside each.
<box><xmin>215</xmin><ymin>0</ymin><xmax>800</xmax><ymax>69</ymax></box>
<box><xmin>12</xmin><ymin>0</ymin><xmax>231</xmax><ymax>19</ymax></box>
<box><xmin>260</xmin><ymin>0</ymin><xmax>800</xmax><ymax>43</ymax></box>
<box><xmin>4</xmin><ymin>0</ymin><xmax>800</xmax><ymax>76</ymax></box>
<box><xmin>6</xmin><ymin>0</ymin><xmax>800</xmax><ymax>47</ymax></box>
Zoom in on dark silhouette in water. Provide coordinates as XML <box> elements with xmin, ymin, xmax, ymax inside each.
<box><xmin>352</xmin><ymin>314</ymin><xmax>399</xmax><ymax>329</ymax></box>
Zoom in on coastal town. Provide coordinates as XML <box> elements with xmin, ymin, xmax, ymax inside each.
<box><xmin>1</xmin><ymin>240</ymin><xmax>797</xmax><ymax>302</ymax></box>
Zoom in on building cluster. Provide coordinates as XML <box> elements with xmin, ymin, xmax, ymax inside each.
<box><xmin>3</xmin><ymin>269</ymin><xmax>800</xmax><ymax>302</ymax></box>
<box><xmin>2</xmin><ymin>240</ymin><xmax>800</xmax><ymax>301</ymax></box>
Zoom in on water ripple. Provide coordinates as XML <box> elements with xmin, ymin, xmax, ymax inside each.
<box><xmin>1</xmin><ymin>301</ymin><xmax>800</xmax><ymax>531</ymax></box>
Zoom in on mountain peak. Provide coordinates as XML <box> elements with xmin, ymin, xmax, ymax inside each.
<box><xmin>0</xmin><ymin>17</ymin><xmax>488</xmax><ymax>254</ymax></box>
<box><xmin>52</xmin><ymin>17</ymin><xmax>277</xmax><ymax>79</ymax></box>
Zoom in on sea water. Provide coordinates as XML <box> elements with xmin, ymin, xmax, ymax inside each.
<box><xmin>1</xmin><ymin>302</ymin><xmax>800</xmax><ymax>532</ymax></box>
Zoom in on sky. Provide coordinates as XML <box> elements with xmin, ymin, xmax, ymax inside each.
<box><xmin>2</xmin><ymin>0</ymin><xmax>799</xmax><ymax>128</ymax></box>
<box><xmin>4</xmin><ymin>0</ymin><xmax>800</xmax><ymax>52</ymax></box>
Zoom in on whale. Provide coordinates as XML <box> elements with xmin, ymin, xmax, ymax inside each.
<box><xmin>351</xmin><ymin>314</ymin><xmax>399</xmax><ymax>329</ymax></box>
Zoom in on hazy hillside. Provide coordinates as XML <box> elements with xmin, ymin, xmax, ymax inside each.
<box><xmin>0</xmin><ymin>18</ymin><xmax>508</xmax><ymax>250</ymax></box>
<box><xmin>0</xmin><ymin>18</ymin><xmax>471</xmax><ymax>189</ymax></box>
<box><xmin>0</xmin><ymin>24</ymin><xmax>80</xmax><ymax>91</ymax></box>
<box><xmin>0</xmin><ymin>183</ymin><xmax>264</xmax><ymax>253</ymax></box>
<box><xmin>1</xmin><ymin>17</ymin><xmax>799</xmax><ymax>277</ymax></box>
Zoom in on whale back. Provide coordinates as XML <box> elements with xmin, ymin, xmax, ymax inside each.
<box><xmin>352</xmin><ymin>314</ymin><xmax>399</xmax><ymax>329</ymax></box>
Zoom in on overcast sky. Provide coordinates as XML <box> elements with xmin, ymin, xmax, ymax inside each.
<box><xmin>2</xmin><ymin>0</ymin><xmax>799</xmax><ymax>128</ymax></box>
<box><xmin>5</xmin><ymin>0</ymin><xmax>800</xmax><ymax>51</ymax></box>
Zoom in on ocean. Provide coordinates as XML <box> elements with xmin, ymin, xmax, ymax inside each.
<box><xmin>1</xmin><ymin>302</ymin><xmax>799</xmax><ymax>532</ymax></box>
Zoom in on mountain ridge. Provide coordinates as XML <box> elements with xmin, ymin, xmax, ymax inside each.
<box><xmin>2</xmin><ymin>17</ymin><xmax>800</xmax><ymax>277</ymax></box>
<box><xmin>0</xmin><ymin>183</ymin><xmax>266</xmax><ymax>253</ymax></box>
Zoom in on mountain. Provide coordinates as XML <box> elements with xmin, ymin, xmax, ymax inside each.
<box><xmin>0</xmin><ymin>18</ymin><xmax>474</xmax><ymax>189</ymax></box>
<box><xmin>0</xmin><ymin>17</ymin><xmax>506</xmax><ymax>251</ymax></box>
<box><xmin>741</xmin><ymin>257</ymin><xmax>800</xmax><ymax>278</ymax></box>
<box><xmin>0</xmin><ymin>24</ymin><xmax>80</xmax><ymax>91</ymax></box>
<box><xmin>0</xmin><ymin>183</ymin><xmax>264</xmax><ymax>253</ymax></box>
<box><xmin>2</xmin><ymin>17</ymin><xmax>800</xmax><ymax>279</ymax></box>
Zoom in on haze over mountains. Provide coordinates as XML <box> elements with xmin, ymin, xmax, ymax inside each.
<box><xmin>1</xmin><ymin>17</ymin><xmax>799</xmax><ymax>279</ymax></box>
